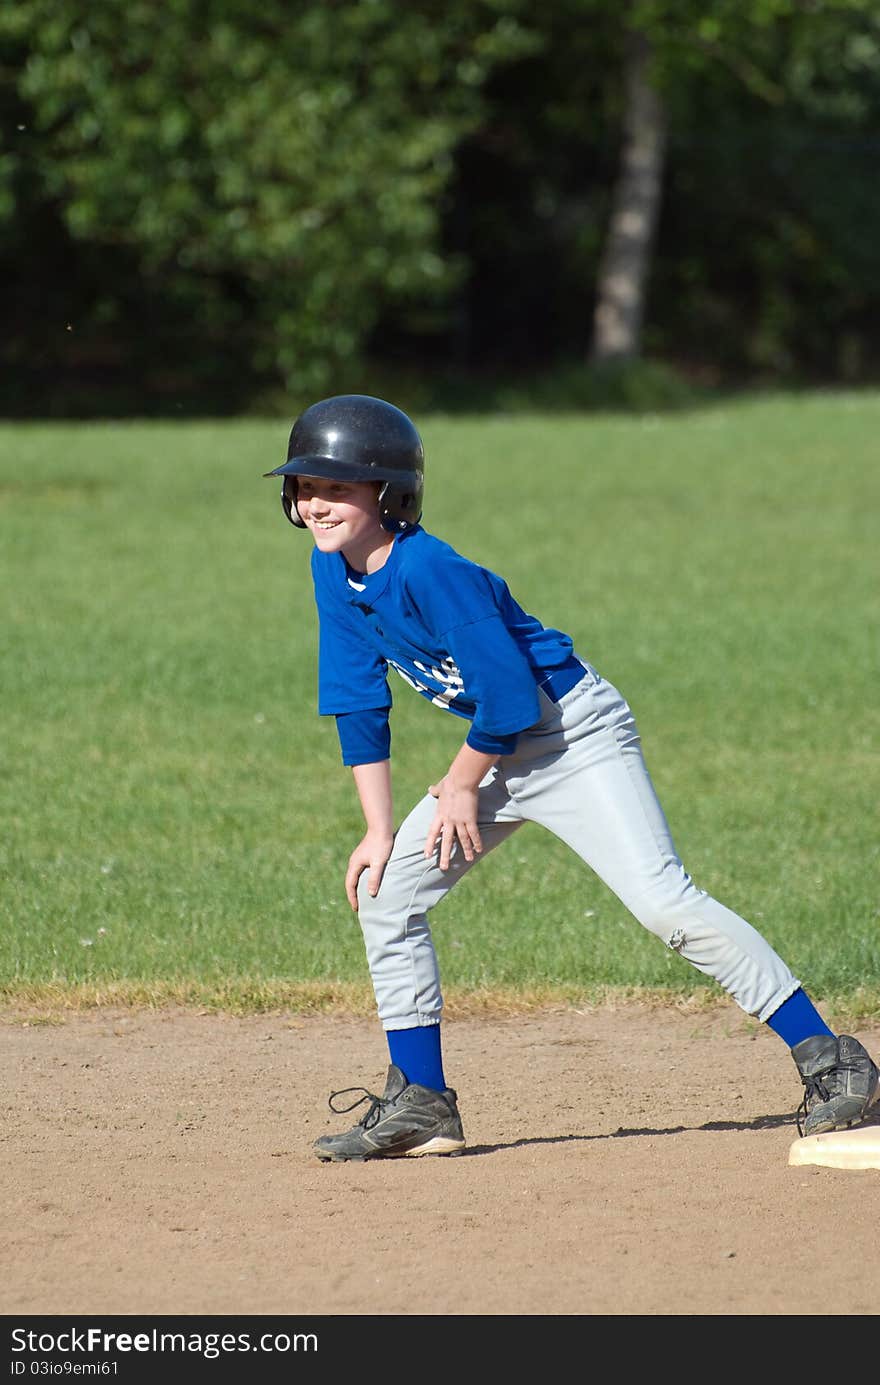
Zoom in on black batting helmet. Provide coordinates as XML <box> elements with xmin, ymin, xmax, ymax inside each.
<box><xmin>264</xmin><ymin>394</ymin><xmax>424</xmax><ymax>533</ymax></box>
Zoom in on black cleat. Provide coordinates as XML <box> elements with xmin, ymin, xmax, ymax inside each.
<box><xmin>314</xmin><ymin>1064</ymin><xmax>466</xmax><ymax>1162</ymax></box>
<box><xmin>792</xmin><ymin>1033</ymin><xmax>880</xmax><ymax>1137</ymax></box>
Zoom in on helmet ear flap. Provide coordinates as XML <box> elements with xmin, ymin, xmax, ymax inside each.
<box><xmin>281</xmin><ymin>475</ymin><xmax>306</xmax><ymax>528</ymax></box>
<box><xmin>377</xmin><ymin>479</ymin><xmax>422</xmax><ymax>533</ymax></box>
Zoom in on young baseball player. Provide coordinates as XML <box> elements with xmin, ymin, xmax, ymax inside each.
<box><xmin>265</xmin><ymin>394</ymin><xmax>879</xmax><ymax>1161</ymax></box>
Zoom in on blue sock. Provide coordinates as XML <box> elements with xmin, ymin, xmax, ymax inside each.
<box><xmin>765</xmin><ymin>988</ymin><xmax>834</xmax><ymax>1048</ymax></box>
<box><xmin>386</xmin><ymin>1025</ymin><xmax>447</xmax><ymax>1091</ymax></box>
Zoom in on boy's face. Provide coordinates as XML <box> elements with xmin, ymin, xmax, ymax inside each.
<box><xmin>294</xmin><ymin>475</ymin><xmax>388</xmax><ymax>565</ymax></box>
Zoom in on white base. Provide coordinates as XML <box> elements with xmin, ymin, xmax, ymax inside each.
<box><xmin>789</xmin><ymin>1123</ymin><xmax>880</xmax><ymax>1170</ymax></box>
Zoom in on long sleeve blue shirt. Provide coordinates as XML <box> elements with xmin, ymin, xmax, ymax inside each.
<box><xmin>311</xmin><ymin>525</ymin><xmax>581</xmax><ymax>765</ymax></box>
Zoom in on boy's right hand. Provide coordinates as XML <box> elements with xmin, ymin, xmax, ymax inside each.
<box><xmin>345</xmin><ymin>831</ymin><xmax>394</xmax><ymax>911</ymax></box>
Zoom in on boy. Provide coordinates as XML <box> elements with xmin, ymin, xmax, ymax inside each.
<box><xmin>265</xmin><ymin>393</ymin><xmax>878</xmax><ymax>1161</ymax></box>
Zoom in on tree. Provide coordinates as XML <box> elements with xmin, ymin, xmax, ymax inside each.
<box><xmin>3</xmin><ymin>0</ymin><xmax>880</xmax><ymax>410</ymax></box>
<box><xmin>590</xmin><ymin>23</ymin><xmax>666</xmax><ymax>361</ymax></box>
<box><xmin>589</xmin><ymin>0</ymin><xmax>880</xmax><ymax>369</ymax></box>
<box><xmin>0</xmin><ymin>0</ymin><xmax>536</xmax><ymax>407</ymax></box>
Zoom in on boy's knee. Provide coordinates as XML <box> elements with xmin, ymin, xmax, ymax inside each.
<box><xmin>356</xmin><ymin>873</ymin><xmax>398</xmax><ymax>931</ymax></box>
<box><xmin>357</xmin><ymin>873</ymin><xmax>378</xmax><ymax>916</ymax></box>
<box><xmin>625</xmin><ymin>873</ymin><xmax>703</xmax><ymax>941</ymax></box>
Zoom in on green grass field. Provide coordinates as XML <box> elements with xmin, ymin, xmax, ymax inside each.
<box><xmin>2</xmin><ymin>391</ymin><xmax>878</xmax><ymax>1020</ymax></box>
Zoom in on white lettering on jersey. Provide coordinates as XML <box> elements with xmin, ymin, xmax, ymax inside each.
<box><xmin>389</xmin><ymin>655</ymin><xmax>465</xmax><ymax>708</ymax></box>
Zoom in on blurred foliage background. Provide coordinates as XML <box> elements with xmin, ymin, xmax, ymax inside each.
<box><xmin>2</xmin><ymin>0</ymin><xmax>880</xmax><ymax>417</ymax></box>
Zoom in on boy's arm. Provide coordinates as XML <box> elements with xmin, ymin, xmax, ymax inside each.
<box><xmin>345</xmin><ymin>760</ymin><xmax>395</xmax><ymax>911</ymax></box>
<box><xmin>426</xmin><ymin>741</ymin><xmax>499</xmax><ymax>872</ymax></box>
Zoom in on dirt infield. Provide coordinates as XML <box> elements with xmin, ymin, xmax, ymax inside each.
<box><xmin>2</xmin><ymin>1002</ymin><xmax>879</xmax><ymax>1318</ymax></box>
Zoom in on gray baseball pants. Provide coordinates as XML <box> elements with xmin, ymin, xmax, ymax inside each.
<box><xmin>356</xmin><ymin>664</ymin><xmax>800</xmax><ymax>1030</ymax></box>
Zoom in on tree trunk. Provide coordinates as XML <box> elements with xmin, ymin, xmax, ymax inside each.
<box><xmin>590</xmin><ymin>29</ymin><xmax>667</xmax><ymax>362</ymax></box>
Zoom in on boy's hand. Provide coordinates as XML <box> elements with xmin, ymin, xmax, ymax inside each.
<box><xmin>425</xmin><ymin>776</ymin><xmax>483</xmax><ymax>871</ymax></box>
<box><xmin>345</xmin><ymin>831</ymin><xmax>394</xmax><ymax>911</ymax></box>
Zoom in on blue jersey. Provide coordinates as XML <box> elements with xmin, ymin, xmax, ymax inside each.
<box><xmin>310</xmin><ymin>525</ymin><xmax>583</xmax><ymax>764</ymax></box>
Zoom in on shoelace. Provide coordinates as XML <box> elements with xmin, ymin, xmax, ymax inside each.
<box><xmin>797</xmin><ymin>1073</ymin><xmax>831</xmax><ymax>1137</ymax></box>
<box><xmin>327</xmin><ymin>1085</ymin><xmax>387</xmax><ymax>1131</ymax></box>
<box><xmin>796</xmin><ymin>1053</ymin><xmax>865</xmax><ymax>1136</ymax></box>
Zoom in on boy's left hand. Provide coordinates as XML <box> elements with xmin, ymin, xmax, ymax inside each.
<box><xmin>425</xmin><ymin>776</ymin><xmax>483</xmax><ymax>871</ymax></box>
